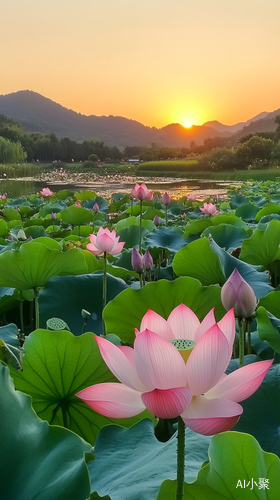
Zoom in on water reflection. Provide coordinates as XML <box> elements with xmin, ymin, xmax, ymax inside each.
<box><xmin>0</xmin><ymin>178</ymin><xmax>234</xmax><ymax>200</ymax></box>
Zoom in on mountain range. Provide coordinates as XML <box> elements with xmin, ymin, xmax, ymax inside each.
<box><xmin>0</xmin><ymin>90</ymin><xmax>279</xmax><ymax>148</ymax></box>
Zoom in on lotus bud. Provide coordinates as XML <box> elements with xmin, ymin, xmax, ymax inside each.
<box><xmin>153</xmin><ymin>214</ymin><xmax>161</xmax><ymax>226</ymax></box>
<box><xmin>93</xmin><ymin>202</ymin><xmax>99</xmax><ymax>213</ymax></box>
<box><xmin>131</xmin><ymin>247</ymin><xmax>144</xmax><ymax>273</ymax></box>
<box><xmin>221</xmin><ymin>268</ymin><xmax>257</xmax><ymax>318</ymax></box>
<box><xmin>143</xmin><ymin>249</ymin><xmax>153</xmax><ymax>271</ymax></box>
<box><xmin>181</xmin><ymin>212</ymin><xmax>186</xmax><ymax>219</ymax></box>
<box><xmin>50</xmin><ymin>212</ymin><xmax>56</xmax><ymax>220</ymax></box>
<box><xmin>161</xmin><ymin>192</ymin><xmax>171</xmax><ymax>206</ymax></box>
<box><xmin>75</xmin><ymin>201</ymin><xmax>82</xmax><ymax>207</ymax></box>
<box><xmin>81</xmin><ymin>309</ymin><xmax>91</xmax><ymax>319</ymax></box>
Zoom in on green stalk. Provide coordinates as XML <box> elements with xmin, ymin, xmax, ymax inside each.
<box><xmin>139</xmin><ymin>200</ymin><xmax>143</xmax><ymax>252</ymax></box>
<box><xmin>34</xmin><ymin>287</ymin><xmax>40</xmax><ymax>330</ymax></box>
<box><xmin>176</xmin><ymin>416</ymin><xmax>185</xmax><ymax>500</ymax></box>
<box><xmin>103</xmin><ymin>252</ymin><xmax>107</xmax><ymax>336</ymax></box>
<box><xmin>165</xmin><ymin>205</ymin><xmax>168</xmax><ymax>226</ymax></box>
<box><xmin>247</xmin><ymin>319</ymin><xmax>251</xmax><ymax>355</ymax></box>
<box><xmin>239</xmin><ymin>319</ymin><xmax>246</xmax><ymax>367</ymax></box>
<box><xmin>130</xmin><ymin>198</ymin><xmax>133</xmax><ymax>216</ymax></box>
<box><xmin>19</xmin><ymin>291</ymin><xmax>25</xmax><ymax>347</ymax></box>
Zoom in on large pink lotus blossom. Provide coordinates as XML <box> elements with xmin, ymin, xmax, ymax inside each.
<box><xmin>76</xmin><ymin>304</ymin><xmax>272</xmax><ymax>435</ymax></box>
<box><xmin>87</xmin><ymin>227</ymin><xmax>125</xmax><ymax>256</ymax></box>
<box><xmin>221</xmin><ymin>268</ymin><xmax>257</xmax><ymax>318</ymax></box>
<box><xmin>131</xmin><ymin>183</ymin><xmax>153</xmax><ymax>201</ymax></box>
<box><xmin>199</xmin><ymin>202</ymin><xmax>218</xmax><ymax>215</ymax></box>
<box><xmin>39</xmin><ymin>187</ymin><xmax>54</xmax><ymax>197</ymax></box>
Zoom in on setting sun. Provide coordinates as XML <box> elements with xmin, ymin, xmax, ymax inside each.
<box><xmin>182</xmin><ymin>119</ymin><xmax>195</xmax><ymax>128</ymax></box>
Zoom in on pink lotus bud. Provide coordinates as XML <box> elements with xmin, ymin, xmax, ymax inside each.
<box><xmin>221</xmin><ymin>268</ymin><xmax>257</xmax><ymax>318</ymax></box>
<box><xmin>93</xmin><ymin>202</ymin><xmax>99</xmax><ymax>213</ymax></box>
<box><xmin>143</xmin><ymin>249</ymin><xmax>153</xmax><ymax>271</ymax></box>
<box><xmin>8</xmin><ymin>234</ymin><xmax>13</xmax><ymax>241</ymax></box>
<box><xmin>153</xmin><ymin>214</ymin><xmax>161</xmax><ymax>226</ymax></box>
<box><xmin>181</xmin><ymin>212</ymin><xmax>186</xmax><ymax>219</ymax></box>
<box><xmin>187</xmin><ymin>194</ymin><xmax>196</xmax><ymax>201</ymax></box>
<box><xmin>161</xmin><ymin>192</ymin><xmax>170</xmax><ymax>206</ymax></box>
<box><xmin>131</xmin><ymin>247</ymin><xmax>144</xmax><ymax>273</ymax></box>
<box><xmin>75</xmin><ymin>201</ymin><xmax>82</xmax><ymax>207</ymax></box>
<box><xmin>50</xmin><ymin>212</ymin><xmax>56</xmax><ymax>220</ymax></box>
<box><xmin>1</xmin><ymin>194</ymin><xmax>6</xmax><ymax>200</ymax></box>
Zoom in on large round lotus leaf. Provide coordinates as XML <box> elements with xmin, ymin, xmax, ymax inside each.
<box><xmin>117</xmin><ymin>226</ymin><xmax>150</xmax><ymax>250</ymax></box>
<box><xmin>6</xmin><ymin>197</ymin><xmax>30</xmax><ymax>207</ymax></box>
<box><xmin>24</xmin><ymin>217</ymin><xmax>51</xmax><ymax>228</ymax></box>
<box><xmin>9</xmin><ymin>330</ymin><xmax>154</xmax><ymax>444</ymax></box>
<box><xmin>259</xmin><ymin>290</ymin><xmax>280</xmax><ymax>318</ymax></box>
<box><xmin>24</xmin><ymin>225</ymin><xmax>47</xmax><ymax>239</ymax></box>
<box><xmin>89</xmin><ymin>419</ymin><xmax>210</xmax><ymax>500</ymax></box>
<box><xmin>39</xmin><ymin>273</ymin><xmax>128</xmax><ymax>335</ymax></box>
<box><xmin>182</xmin><ymin>214</ymin><xmax>246</xmax><ymax>240</ymax></box>
<box><xmin>2</xmin><ymin>207</ymin><xmax>21</xmax><ymax>221</ymax></box>
<box><xmin>158</xmin><ymin>431</ymin><xmax>280</xmax><ymax>499</ymax></box>
<box><xmin>83</xmin><ymin>196</ymin><xmax>109</xmax><ymax>214</ymax></box>
<box><xmin>0</xmin><ymin>364</ymin><xmax>91</xmax><ymax>500</ymax></box>
<box><xmin>240</xmin><ymin>219</ymin><xmax>280</xmax><ymax>267</ymax></box>
<box><xmin>201</xmin><ymin>224</ymin><xmax>249</xmax><ymax>252</ymax></box>
<box><xmin>104</xmin><ymin>277</ymin><xmax>224</xmax><ymax>344</ymax></box>
<box><xmin>56</xmin><ymin>189</ymin><xmax>74</xmax><ymax>200</ymax></box>
<box><xmin>116</xmin><ymin>216</ymin><xmax>154</xmax><ymax>232</ymax></box>
<box><xmin>71</xmin><ymin>225</ymin><xmax>93</xmax><ymax>237</ymax></box>
<box><xmin>256</xmin><ymin>306</ymin><xmax>280</xmax><ymax>353</ymax></box>
<box><xmin>144</xmin><ymin>227</ymin><xmax>186</xmax><ymax>252</ymax></box>
<box><xmin>0</xmin><ymin>219</ymin><xmax>8</xmax><ymax>237</ymax></box>
<box><xmin>142</xmin><ymin>207</ymin><xmax>165</xmax><ymax>220</ymax></box>
<box><xmin>60</xmin><ymin>206</ymin><xmax>94</xmax><ymax>226</ymax></box>
<box><xmin>235</xmin><ymin>203</ymin><xmax>259</xmax><ymax>220</ymax></box>
<box><xmin>173</xmin><ymin>238</ymin><xmax>226</xmax><ymax>286</ymax></box>
<box><xmin>255</xmin><ymin>203</ymin><xmax>280</xmax><ymax>222</ymax></box>
<box><xmin>0</xmin><ymin>287</ymin><xmax>20</xmax><ymax>315</ymax></box>
<box><xmin>0</xmin><ymin>323</ymin><xmax>19</xmax><ymax>346</ymax></box>
<box><xmin>229</xmin><ymin>194</ymin><xmax>251</xmax><ymax>208</ymax></box>
<box><xmin>0</xmin><ymin>241</ymin><xmax>88</xmax><ymax>290</ymax></box>
<box><xmin>74</xmin><ymin>190</ymin><xmax>97</xmax><ymax>201</ymax></box>
<box><xmin>39</xmin><ymin>202</ymin><xmax>66</xmax><ymax>218</ymax></box>
<box><xmin>234</xmin><ymin>364</ymin><xmax>280</xmax><ymax>456</ymax></box>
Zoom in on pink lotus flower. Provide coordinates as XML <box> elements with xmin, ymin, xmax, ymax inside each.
<box><xmin>221</xmin><ymin>268</ymin><xmax>257</xmax><ymax>318</ymax></box>
<box><xmin>143</xmin><ymin>249</ymin><xmax>153</xmax><ymax>271</ymax></box>
<box><xmin>153</xmin><ymin>214</ymin><xmax>161</xmax><ymax>226</ymax></box>
<box><xmin>187</xmin><ymin>194</ymin><xmax>196</xmax><ymax>201</ymax></box>
<box><xmin>39</xmin><ymin>187</ymin><xmax>54</xmax><ymax>197</ymax></box>
<box><xmin>199</xmin><ymin>202</ymin><xmax>218</xmax><ymax>215</ymax></box>
<box><xmin>93</xmin><ymin>202</ymin><xmax>99</xmax><ymax>213</ymax></box>
<box><xmin>75</xmin><ymin>201</ymin><xmax>82</xmax><ymax>207</ymax></box>
<box><xmin>76</xmin><ymin>304</ymin><xmax>272</xmax><ymax>435</ymax></box>
<box><xmin>87</xmin><ymin>226</ymin><xmax>125</xmax><ymax>256</ymax></box>
<box><xmin>131</xmin><ymin>248</ymin><xmax>144</xmax><ymax>273</ymax></box>
<box><xmin>131</xmin><ymin>183</ymin><xmax>153</xmax><ymax>201</ymax></box>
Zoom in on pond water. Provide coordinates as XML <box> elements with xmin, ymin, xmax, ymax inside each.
<box><xmin>0</xmin><ymin>177</ymin><xmax>239</xmax><ymax>200</ymax></box>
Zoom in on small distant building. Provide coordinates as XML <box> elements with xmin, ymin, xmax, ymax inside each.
<box><xmin>128</xmin><ymin>159</ymin><xmax>140</xmax><ymax>165</ymax></box>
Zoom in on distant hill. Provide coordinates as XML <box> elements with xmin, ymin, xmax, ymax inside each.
<box><xmin>0</xmin><ymin>90</ymin><xmax>279</xmax><ymax>148</ymax></box>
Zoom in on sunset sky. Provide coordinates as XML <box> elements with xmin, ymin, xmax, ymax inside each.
<box><xmin>1</xmin><ymin>0</ymin><xmax>280</xmax><ymax>128</ymax></box>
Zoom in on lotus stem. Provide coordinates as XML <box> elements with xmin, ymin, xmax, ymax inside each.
<box><xmin>130</xmin><ymin>198</ymin><xmax>133</xmax><ymax>216</ymax></box>
<box><xmin>34</xmin><ymin>287</ymin><xmax>40</xmax><ymax>330</ymax></box>
<box><xmin>176</xmin><ymin>416</ymin><xmax>185</xmax><ymax>500</ymax></box>
<box><xmin>239</xmin><ymin>319</ymin><xmax>246</xmax><ymax>367</ymax></box>
<box><xmin>247</xmin><ymin>319</ymin><xmax>252</xmax><ymax>355</ymax></box>
<box><xmin>139</xmin><ymin>200</ymin><xmax>143</xmax><ymax>252</ymax></box>
<box><xmin>103</xmin><ymin>252</ymin><xmax>107</xmax><ymax>336</ymax></box>
<box><xmin>165</xmin><ymin>205</ymin><xmax>168</xmax><ymax>226</ymax></box>
<box><xmin>19</xmin><ymin>291</ymin><xmax>25</xmax><ymax>346</ymax></box>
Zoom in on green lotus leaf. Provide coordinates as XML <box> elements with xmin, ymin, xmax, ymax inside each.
<box><xmin>0</xmin><ymin>241</ymin><xmax>88</xmax><ymax>290</ymax></box>
<box><xmin>24</xmin><ymin>225</ymin><xmax>47</xmax><ymax>239</ymax></box>
<box><xmin>39</xmin><ymin>202</ymin><xmax>66</xmax><ymax>218</ymax></box>
<box><xmin>0</xmin><ymin>219</ymin><xmax>9</xmax><ymax>237</ymax></box>
<box><xmin>74</xmin><ymin>190</ymin><xmax>98</xmax><ymax>201</ymax></box>
<box><xmin>173</xmin><ymin>238</ymin><xmax>225</xmax><ymax>286</ymax></box>
<box><xmin>0</xmin><ymin>364</ymin><xmax>91</xmax><ymax>500</ymax></box>
<box><xmin>144</xmin><ymin>227</ymin><xmax>186</xmax><ymax>252</ymax></box>
<box><xmin>104</xmin><ymin>277</ymin><xmax>224</xmax><ymax>344</ymax></box>
<box><xmin>182</xmin><ymin>214</ymin><xmax>247</xmax><ymax>239</ymax></box>
<box><xmin>83</xmin><ymin>196</ymin><xmax>109</xmax><ymax>214</ymax></box>
<box><xmin>256</xmin><ymin>306</ymin><xmax>280</xmax><ymax>353</ymax></box>
<box><xmin>229</xmin><ymin>194</ymin><xmax>251</xmax><ymax>208</ymax></box>
<box><xmin>60</xmin><ymin>206</ymin><xmax>94</xmax><ymax>226</ymax></box>
<box><xmin>116</xmin><ymin>216</ymin><xmax>154</xmax><ymax>232</ymax></box>
<box><xmin>0</xmin><ymin>323</ymin><xmax>19</xmax><ymax>346</ymax></box>
<box><xmin>56</xmin><ymin>189</ymin><xmax>74</xmax><ymax>199</ymax></box>
<box><xmin>117</xmin><ymin>225</ymin><xmax>150</xmax><ymax>250</ymax></box>
<box><xmin>89</xmin><ymin>419</ymin><xmax>210</xmax><ymax>500</ymax></box>
<box><xmin>235</xmin><ymin>203</ymin><xmax>259</xmax><ymax>220</ymax></box>
<box><xmin>255</xmin><ymin>203</ymin><xmax>280</xmax><ymax>222</ymax></box>
<box><xmin>9</xmin><ymin>329</ymin><xmax>153</xmax><ymax>444</ymax></box>
<box><xmin>2</xmin><ymin>207</ymin><xmax>21</xmax><ymax>221</ymax></box>
<box><xmin>39</xmin><ymin>273</ymin><xmax>129</xmax><ymax>335</ymax></box>
<box><xmin>240</xmin><ymin>219</ymin><xmax>280</xmax><ymax>268</ymax></box>
<box><xmin>157</xmin><ymin>431</ymin><xmax>280</xmax><ymax>499</ymax></box>
<box><xmin>201</xmin><ymin>224</ymin><xmax>249</xmax><ymax>252</ymax></box>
